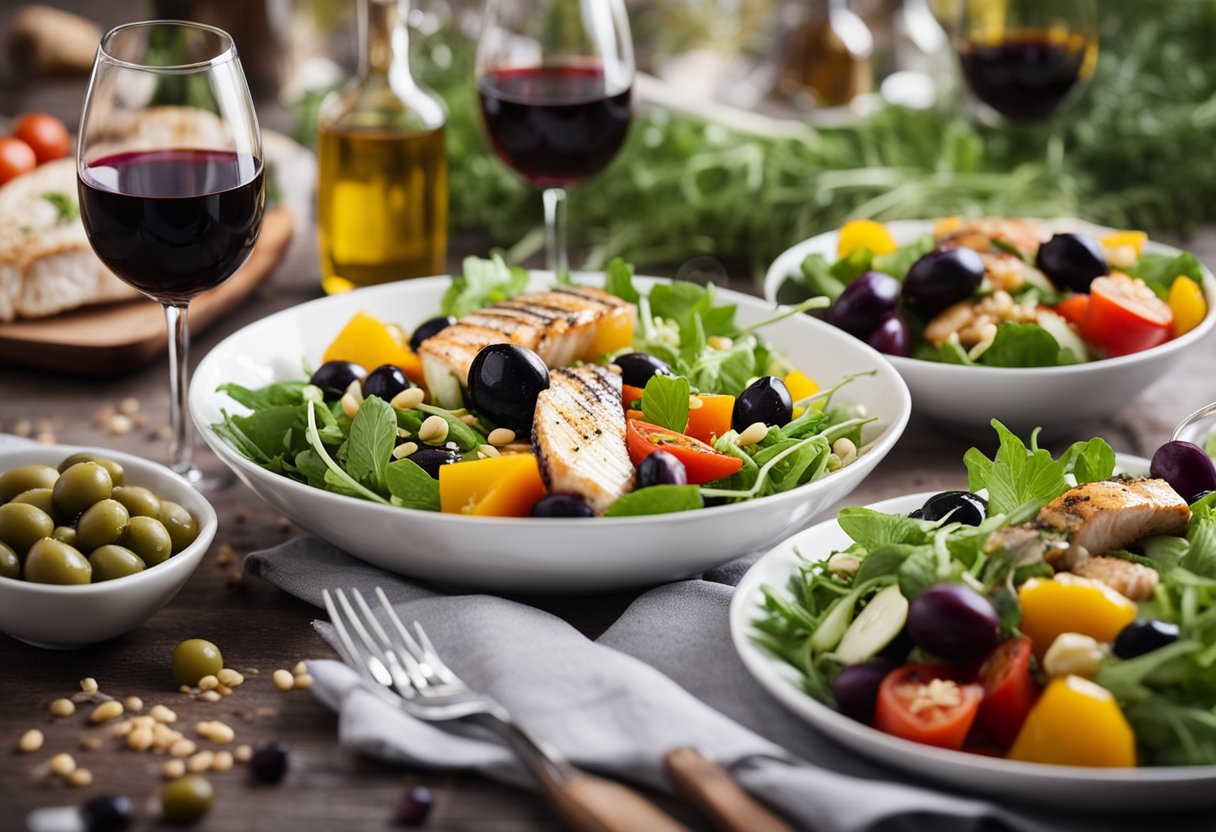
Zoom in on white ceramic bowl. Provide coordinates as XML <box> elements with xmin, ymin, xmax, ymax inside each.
<box><xmin>765</xmin><ymin>219</ymin><xmax>1216</xmax><ymax>436</ymax></box>
<box><xmin>190</xmin><ymin>274</ymin><xmax>911</xmax><ymax>593</ymax></box>
<box><xmin>0</xmin><ymin>445</ymin><xmax>216</xmax><ymax>649</ymax></box>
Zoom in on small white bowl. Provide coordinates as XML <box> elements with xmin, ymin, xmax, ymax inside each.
<box><xmin>0</xmin><ymin>445</ymin><xmax>216</xmax><ymax>649</ymax></box>
<box><xmin>190</xmin><ymin>274</ymin><xmax>912</xmax><ymax>594</ymax></box>
<box><xmin>765</xmin><ymin>219</ymin><xmax>1216</xmax><ymax>436</ymax></box>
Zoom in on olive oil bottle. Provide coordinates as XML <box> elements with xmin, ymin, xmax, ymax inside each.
<box><xmin>316</xmin><ymin>0</ymin><xmax>447</xmax><ymax>294</ymax></box>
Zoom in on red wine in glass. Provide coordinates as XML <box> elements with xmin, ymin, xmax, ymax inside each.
<box><xmin>478</xmin><ymin>65</ymin><xmax>632</xmax><ymax>187</ymax></box>
<box><xmin>958</xmin><ymin>30</ymin><xmax>1091</xmax><ymax>122</ymax></box>
<box><xmin>78</xmin><ymin>149</ymin><xmax>264</xmax><ymax>305</ymax></box>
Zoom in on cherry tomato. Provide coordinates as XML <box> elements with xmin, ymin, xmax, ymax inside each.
<box><xmin>0</xmin><ymin>137</ymin><xmax>36</xmax><ymax>185</ymax></box>
<box><xmin>625</xmin><ymin>419</ymin><xmax>744</xmax><ymax>485</ymax></box>
<box><xmin>1080</xmin><ymin>275</ymin><xmax>1173</xmax><ymax>357</ymax></box>
<box><xmin>976</xmin><ymin>637</ymin><xmax>1040</xmax><ymax>749</ymax></box>
<box><xmin>12</xmin><ymin>113</ymin><xmax>70</xmax><ymax>164</ymax></box>
<box><xmin>1052</xmin><ymin>294</ymin><xmax>1089</xmax><ymax>328</ymax></box>
<box><xmin>873</xmin><ymin>664</ymin><xmax>983</xmax><ymax>750</ymax></box>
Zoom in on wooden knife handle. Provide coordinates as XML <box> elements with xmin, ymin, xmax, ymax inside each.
<box><xmin>541</xmin><ymin>771</ymin><xmax>693</xmax><ymax>832</ymax></box>
<box><xmin>664</xmin><ymin>747</ymin><xmax>797</xmax><ymax>832</ymax></box>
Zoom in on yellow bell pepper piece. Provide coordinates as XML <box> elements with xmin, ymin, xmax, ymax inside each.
<box><xmin>1018</xmin><ymin>577</ymin><xmax>1137</xmax><ymax>659</ymax></box>
<box><xmin>1168</xmin><ymin>276</ymin><xmax>1207</xmax><ymax>337</ymax></box>
<box><xmin>587</xmin><ymin>306</ymin><xmax>635</xmax><ymax>358</ymax></box>
<box><xmin>933</xmin><ymin>216</ymin><xmax>963</xmax><ymax>238</ymax></box>
<box><xmin>1100</xmin><ymin>230</ymin><xmax>1148</xmax><ymax>258</ymax></box>
<box><xmin>1008</xmin><ymin>675</ymin><xmax>1136</xmax><ymax>767</ymax></box>
<box><xmin>438</xmin><ymin>454</ymin><xmax>547</xmax><ymax>517</ymax></box>
<box><xmin>784</xmin><ymin>370</ymin><xmax>820</xmax><ymax>404</ymax></box>
<box><xmin>838</xmin><ymin>219</ymin><xmax>897</xmax><ymax>258</ymax></box>
<box><xmin>322</xmin><ymin>311</ymin><xmax>424</xmax><ymax>385</ymax></box>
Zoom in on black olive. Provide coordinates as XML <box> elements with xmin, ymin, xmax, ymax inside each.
<box><xmin>250</xmin><ymin>741</ymin><xmax>290</xmax><ymax>784</ymax></box>
<box><xmin>309</xmin><ymin>361</ymin><xmax>366</xmax><ymax>398</ymax></box>
<box><xmin>902</xmin><ymin>247</ymin><xmax>985</xmax><ymax>317</ymax></box>
<box><xmin>362</xmin><ymin>364</ymin><xmax>412</xmax><ymax>401</ymax></box>
<box><xmin>81</xmin><ymin>795</ymin><xmax>135</xmax><ymax>832</ymax></box>
<box><xmin>394</xmin><ymin>785</ymin><xmax>434</xmax><ymax>826</ymax></box>
<box><xmin>907</xmin><ymin>508</ymin><xmax>924</xmax><ymax>520</ymax></box>
<box><xmin>732</xmin><ymin>376</ymin><xmax>793</xmax><ymax>432</ymax></box>
<box><xmin>1035</xmin><ymin>233</ymin><xmax>1108</xmax><ymax>293</ymax></box>
<box><xmin>918</xmin><ymin>491</ymin><xmax>987</xmax><ymax>526</ymax></box>
<box><xmin>636</xmin><ymin>450</ymin><xmax>688</xmax><ymax>488</ymax></box>
<box><xmin>409</xmin><ymin>316</ymin><xmax>455</xmax><ymax>352</ymax></box>
<box><xmin>1113</xmin><ymin>619</ymin><xmax>1180</xmax><ymax>659</ymax></box>
<box><xmin>611</xmin><ymin>353</ymin><xmax>673</xmax><ymax>388</ymax></box>
<box><xmin>531</xmin><ymin>494</ymin><xmax>595</xmax><ymax>518</ymax></box>
<box><xmin>467</xmin><ymin>344</ymin><xmax>550</xmax><ymax>431</ymax></box>
<box><xmin>407</xmin><ymin>447</ymin><xmax>463</xmax><ymax>479</ymax></box>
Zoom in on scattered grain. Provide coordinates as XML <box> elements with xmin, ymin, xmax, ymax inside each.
<box><xmin>49</xmin><ymin>753</ymin><xmax>76</xmax><ymax>777</ymax></box>
<box><xmin>79</xmin><ymin>736</ymin><xmax>102</xmax><ymax>752</ymax></box>
<box><xmin>12</xmin><ymin>419</ymin><xmax>32</xmax><ymax>437</ymax></box>
<box><xmin>390</xmin><ymin>388</ymin><xmax>425</xmax><ymax>410</ymax></box>
<box><xmin>212</xmin><ymin>751</ymin><xmax>234</xmax><ymax>772</ymax></box>
<box><xmin>118</xmin><ymin>397</ymin><xmax>140</xmax><ymax>415</ymax></box>
<box><xmin>92</xmin><ymin>408</ymin><xmax>114</xmax><ymax>427</ymax></box>
<box><xmin>150</xmin><ymin>705</ymin><xmax>177</xmax><ymax>724</ymax></box>
<box><xmin>292</xmin><ymin>662</ymin><xmax>308</xmax><ymax>677</ymax></box>
<box><xmin>179</xmin><ymin>685</ymin><xmax>193</xmax><ymax>694</ymax></box>
<box><xmin>418</xmin><ymin>415</ymin><xmax>449</xmax><ymax>444</ymax></box>
<box><xmin>109</xmin><ymin>720</ymin><xmax>134</xmax><ymax>738</ymax></box>
<box><xmin>132</xmin><ymin>413</ymin><xmax>149</xmax><ymax>429</ymax></box>
<box><xmin>79</xmin><ymin>677</ymin><xmax>98</xmax><ymax>694</ymax></box>
<box><xmin>197</xmin><ymin>721</ymin><xmax>235</xmax><ymax>744</ymax></box>
<box><xmin>19</xmin><ymin>729</ymin><xmax>43</xmax><ymax>753</ymax></box>
<box><xmin>163</xmin><ymin>759</ymin><xmax>186</xmax><ymax>780</ymax></box>
<box><xmin>67</xmin><ymin>768</ymin><xmax>93</xmax><ymax>788</ymax></box>
<box><xmin>105</xmin><ymin>414</ymin><xmax>133</xmax><ymax>436</ymax></box>
<box><xmin>234</xmin><ymin>744</ymin><xmax>253</xmax><ymax>763</ymax></box>
<box><xmin>50</xmin><ymin>698</ymin><xmax>75</xmax><ymax>718</ymax></box>
<box><xmin>272</xmin><ymin>670</ymin><xmax>295</xmax><ymax>692</ymax></box>
<box><xmin>199</xmin><ymin>691</ymin><xmax>222</xmax><ymax>703</ymax></box>
<box><xmin>90</xmin><ymin>701</ymin><xmax>124</xmax><ymax>724</ymax></box>
<box><xmin>217</xmin><ymin>669</ymin><xmax>244</xmax><ymax>688</ymax></box>
<box><xmin>186</xmin><ymin>751</ymin><xmax>214</xmax><ymax>773</ymax></box>
<box><xmin>215</xmin><ymin>544</ymin><xmax>235</xmax><ymax>567</ymax></box>
<box><xmin>293</xmin><ymin>673</ymin><xmax>314</xmax><ymax>690</ymax></box>
<box><xmin>123</xmin><ymin>696</ymin><xmax>144</xmax><ymax>713</ymax></box>
<box><xmin>35</xmin><ymin>431</ymin><xmax>56</xmax><ymax>444</ymax></box>
<box><xmin>198</xmin><ymin>675</ymin><xmax>219</xmax><ymax>692</ymax></box>
<box><xmin>169</xmin><ymin>739</ymin><xmax>197</xmax><ymax>758</ymax></box>
<box><xmin>127</xmin><ymin>725</ymin><xmax>153</xmax><ymax>752</ymax></box>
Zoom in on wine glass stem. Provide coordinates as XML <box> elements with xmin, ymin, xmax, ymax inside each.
<box><xmin>542</xmin><ymin>186</ymin><xmax>568</xmax><ymax>276</ymax></box>
<box><xmin>163</xmin><ymin>303</ymin><xmax>195</xmax><ymax>477</ymax></box>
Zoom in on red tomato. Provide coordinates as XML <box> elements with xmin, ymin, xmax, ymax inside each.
<box><xmin>873</xmin><ymin>664</ymin><xmax>983</xmax><ymax>750</ymax></box>
<box><xmin>625</xmin><ymin>419</ymin><xmax>744</xmax><ymax>484</ymax></box>
<box><xmin>1081</xmin><ymin>275</ymin><xmax>1173</xmax><ymax>357</ymax></box>
<box><xmin>1053</xmin><ymin>294</ymin><xmax>1089</xmax><ymax>327</ymax></box>
<box><xmin>976</xmin><ymin>637</ymin><xmax>1039</xmax><ymax>749</ymax></box>
<box><xmin>0</xmin><ymin>137</ymin><xmax>36</xmax><ymax>185</ymax></box>
<box><xmin>12</xmin><ymin>113</ymin><xmax>70</xmax><ymax>164</ymax></box>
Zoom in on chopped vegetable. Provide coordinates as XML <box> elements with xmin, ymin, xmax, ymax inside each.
<box><xmin>684</xmin><ymin>393</ymin><xmax>734</xmax><ymax>445</ymax></box>
<box><xmin>837</xmin><ymin>219</ymin><xmax>898</xmax><ymax>259</ymax></box>
<box><xmin>625</xmin><ymin>419</ymin><xmax>744</xmax><ymax>485</ymax></box>
<box><xmin>1017</xmin><ymin>578</ymin><xmax>1138</xmax><ymax>659</ymax></box>
<box><xmin>1008</xmin><ymin>676</ymin><xmax>1136</xmax><ymax>767</ymax></box>
<box><xmin>438</xmin><ymin>454</ymin><xmax>546</xmax><ymax>517</ymax></box>
<box><xmin>873</xmin><ymin>665</ymin><xmax>983</xmax><ymax>750</ymax></box>
<box><xmin>321</xmin><ymin>311</ymin><xmax>423</xmax><ymax>384</ymax></box>
<box><xmin>1080</xmin><ymin>275</ymin><xmax>1174</xmax><ymax>356</ymax></box>
<box><xmin>976</xmin><ymin>637</ymin><xmax>1039</xmax><ymax>749</ymax></box>
<box><xmin>1168</xmin><ymin>275</ymin><xmax>1207</xmax><ymax>337</ymax></box>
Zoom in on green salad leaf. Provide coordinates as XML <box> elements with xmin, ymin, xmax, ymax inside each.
<box><xmin>385</xmin><ymin>459</ymin><xmax>441</xmax><ymax>511</ymax></box>
<box><xmin>640</xmin><ymin>374</ymin><xmax>690</xmax><ymax>433</ymax></box>
<box><xmin>604</xmin><ymin>485</ymin><xmax>704</xmax><ymax>516</ymax></box>
<box><xmin>1122</xmin><ymin>251</ymin><xmax>1206</xmax><ymax>300</ymax></box>
<box><xmin>603</xmin><ymin>256</ymin><xmax>640</xmax><ymax>304</ymax></box>
<box><xmin>346</xmin><ymin>396</ymin><xmax>396</xmax><ymax>493</ymax></box>
<box><xmin>977</xmin><ymin>323</ymin><xmax>1066</xmax><ymax>368</ymax></box>
<box><xmin>441</xmin><ymin>253</ymin><xmax>528</xmax><ymax>317</ymax></box>
<box><xmin>871</xmin><ymin>235</ymin><xmax>935</xmax><ymax>280</ymax></box>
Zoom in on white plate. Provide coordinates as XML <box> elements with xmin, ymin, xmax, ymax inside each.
<box><xmin>189</xmin><ymin>274</ymin><xmax>912</xmax><ymax>593</ymax></box>
<box><xmin>764</xmin><ymin>220</ymin><xmax>1216</xmax><ymax>436</ymax></box>
<box><xmin>730</xmin><ymin>455</ymin><xmax>1216</xmax><ymax>810</ymax></box>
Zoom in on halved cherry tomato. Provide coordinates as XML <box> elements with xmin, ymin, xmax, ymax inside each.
<box><xmin>622</xmin><ymin>383</ymin><xmax>645</xmax><ymax>410</ymax></box>
<box><xmin>0</xmin><ymin>137</ymin><xmax>36</xmax><ymax>186</ymax></box>
<box><xmin>1080</xmin><ymin>275</ymin><xmax>1173</xmax><ymax>357</ymax></box>
<box><xmin>625</xmin><ymin>419</ymin><xmax>743</xmax><ymax>485</ymax></box>
<box><xmin>1053</xmin><ymin>294</ymin><xmax>1089</xmax><ymax>327</ymax></box>
<box><xmin>685</xmin><ymin>394</ymin><xmax>734</xmax><ymax>444</ymax></box>
<box><xmin>976</xmin><ymin>637</ymin><xmax>1039</xmax><ymax>749</ymax></box>
<box><xmin>873</xmin><ymin>664</ymin><xmax>983</xmax><ymax>750</ymax></box>
<box><xmin>12</xmin><ymin>113</ymin><xmax>70</xmax><ymax>164</ymax></box>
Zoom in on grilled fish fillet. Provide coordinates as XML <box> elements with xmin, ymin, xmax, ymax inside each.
<box><xmin>532</xmin><ymin>365</ymin><xmax>634</xmax><ymax>515</ymax></box>
<box><xmin>418</xmin><ymin>286</ymin><xmax>634</xmax><ymax>408</ymax></box>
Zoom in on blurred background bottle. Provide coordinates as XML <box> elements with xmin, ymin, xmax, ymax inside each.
<box><xmin>775</xmin><ymin>0</ymin><xmax>874</xmax><ymax>109</ymax></box>
<box><xmin>316</xmin><ymin>0</ymin><xmax>447</xmax><ymax>294</ymax></box>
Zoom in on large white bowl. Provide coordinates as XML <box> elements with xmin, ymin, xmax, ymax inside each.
<box><xmin>0</xmin><ymin>445</ymin><xmax>217</xmax><ymax>649</ymax></box>
<box><xmin>190</xmin><ymin>274</ymin><xmax>911</xmax><ymax>593</ymax></box>
<box><xmin>765</xmin><ymin>219</ymin><xmax>1216</xmax><ymax>436</ymax></box>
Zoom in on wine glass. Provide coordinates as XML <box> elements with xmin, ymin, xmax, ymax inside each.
<box><xmin>77</xmin><ymin>21</ymin><xmax>265</xmax><ymax>487</ymax></box>
<box><xmin>475</xmin><ymin>0</ymin><xmax>635</xmax><ymax>275</ymax></box>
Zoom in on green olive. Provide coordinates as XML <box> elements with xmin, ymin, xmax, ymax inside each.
<box><xmin>171</xmin><ymin>638</ymin><xmax>223</xmax><ymax>686</ymax></box>
<box><xmin>89</xmin><ymin>544</ymin><xmax>146</xmax><ymax>582</ymax></box>
<box><xmin>11</xmin><ymin>488</ymin><xmax>57</xmax><ymax>518</ymax></box>
<box><xmin>112</xmin><ymin>485</ymin><xmax>161</xmax><ymax>518</ymax></box>
<box><xmin>0</xmin><ymin>502</ymin><xmax>54</xmax><ymax>557</ymax></box>
<box><xmin>24</xmin><ymin>538</ymin><xmax>91</xmax><ymax>585</ymax></box>
<box><xmin>53</xmin><ymin>462</ymin><xmax>113</xmax><ymax>519</ymax></box>
<box><xmin>58</xmin><ymin>453</ymin><xmax>125</xmax><ymax>486</ymax></box>
<box><xmin>51</xmin><ymin>526</ymin><xmax>78</xmax><ymax>547</ymax></box>
<box><xmin>0</xmin><ymin>464</ymin><xmax>59</xmax><ymax>501</ymax></box>
<box><xmin>124</xmin><ymin>516</ymin><xmax>172</xmax><ymax>566</ymax></box>
<box><xmin>160</xmin><ymin>774</ymin><xmax>214</xmax><ymax>824</ymax></box>
<box><xmin>77</xmin><ymin>499</ymin><xmax>130</xmax><ymax>552</ymax></box>
<box><xmin>158</xmin><ymin>501</ymin><xmax>198</xmax><ymax>554</ymax></box>
<box><xmin>0</xmin><ymin>541</ymin><xmax>18</xmax><ymax>580</ymax></box>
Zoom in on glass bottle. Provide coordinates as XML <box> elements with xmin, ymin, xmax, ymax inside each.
<box><xmin>774</xmin><ymin>0</ymin><xmax>873</xmax><ymax>109</ymax></box>
<box><xmin>316</xmin><ymin>0</ymin><xmax>447</xmax><ymax>294</ymax></box>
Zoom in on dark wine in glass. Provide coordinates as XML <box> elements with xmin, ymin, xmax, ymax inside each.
<box><xmin>957</xmin><ymin>30</ymin><xmax>1091</xmax><ymax>122</ymax></box>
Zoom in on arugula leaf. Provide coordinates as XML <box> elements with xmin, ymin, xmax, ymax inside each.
<box><xmin>897</xmin><ymin>546</ymin><xmax>940</xmax><ymax>600</ymax></box>
<box><xmin>648</xmin><ymin>281</ymin><xmax>736</xmax><ymax>336</ymax></box>
<box><xmin>1122</xmin><ymin>251</ymin><xmax>1206</xmax><ymax>299</ymax></box>
<box><xmin>838</xmin><ymin>507</ymin><xmax>932</xmax><ymax>549</ymax></box>
<box><xmin>345</xmin><ymin>397</ymin><xmax>396</xmax><ymax>492</ymax></box>
<box><xmin>385</xmin><ymin>459</ymin><xmax>441</xmax><ymax>511</ymax></box>
<box><xmin>440</xmin><ymin>253</ymin><xmax>528</xmax><ymax>317</ymax></box>
<box><xmin>1183</xmin><ymin>516</ymin><xmax>1216</xmax><ymax>578</ymax></box>
<box><xmin>604</xmin><ymin>485</ymin><xmax>703</xmax><ymax>516</ymax></box>
<box><xmin>1069</xmin><ymin>436</ymin><xmax>1117</xmax><ymax>484</ymax></box>
<box><xmin>217</xmin><ymin>381</ymin><xmax>308</xmax><ymax>410</ymax></box>
<box><xmin>640</xmin><ymin>374</ymin><xmax>690</xmax><ymax>433</ymax></box>
<box><xmin>683</xmin><ymin>336</ymin><xmax>757</xmax><ymax>395</ymax></box>
<box><xmin>977</xmin><ymin>323</ymin><xmax>1063</xmax><ymax>368</ymax></box>
<box><xmin>294</xmin><ymin>449</ymin><xmax>330</xmax><ymax>488</ymax></box>
<box><xmin>965</xmin><ymin>420</ymin><xmax>1070</xmax><ymax>515</ymax></box>
<box><xmin>223</xmin><ymin>405</ymin><xmax>309</xmax><ymax>463</ymax></box>
<box><xmin>920</xmin><ymin>338</ymin><xmax>974</xmax><ymax>365</ymax></box>
<box><xmin>603</xmin><ymin>256</ymin><xmax>639</xmax><ymax>304</ymax></box>
<box><xmin>871</xmin><ymin>235</ymin><xmax>935</xmax><ymax>280</ymax></box>
<box><xmin>854</xmin><ymin>544</ymin><xmax>918</xmax><ymax>585</ymax></box>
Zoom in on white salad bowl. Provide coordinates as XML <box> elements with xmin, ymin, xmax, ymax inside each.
<box><xmin>0</xmin><ymin>445</ymin><xmax>216</xmax><ymax>649</ymax></box>
<box><xmin>764</xmin><ymin>219</ymin><xmax>1216</xmax><ymax>437</ymax></box>
<box><xmin>190</xmin><ymin>274</ymin><xmax>911</xmax><ymax>593</ymax></box>
<box><xmin>730</xmin><ymin>457</ymin><xmax>1216</xmax><ymax>811</ymax></box>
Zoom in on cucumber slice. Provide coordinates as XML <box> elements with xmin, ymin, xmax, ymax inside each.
<box><xmin>834</xmin><ymin>584</ymin><xmax>909</xmax><ymax>665</ymax></box>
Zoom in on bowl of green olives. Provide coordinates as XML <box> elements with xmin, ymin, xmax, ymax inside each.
<box><xmin>0</xmin><ymin>446</ymin><xmax>216</xmax><ymax>649</ymax></box>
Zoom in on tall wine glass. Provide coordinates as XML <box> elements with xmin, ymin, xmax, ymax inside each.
<box><xmin>77</xmin><ymin>21</ymin><xmax>265</xmax><ymax>486</ymax></box>
<box><xmin>475</xmin><ymin>0</ymin><xmax>634</xmax><ymax>275</ymax></box>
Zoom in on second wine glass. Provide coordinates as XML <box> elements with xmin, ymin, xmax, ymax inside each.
<box><xmin>475</xmin><ymin>0</ymin><xmax>634</xmax><ymax>275</ymax></box>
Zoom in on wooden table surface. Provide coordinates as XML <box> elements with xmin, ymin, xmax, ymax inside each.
<box><xmin>4</xmin><ymin>6</ymin><xmax>1216</xmax><ymax>832</ymax></box>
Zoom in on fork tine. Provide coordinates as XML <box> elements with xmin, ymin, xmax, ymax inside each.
<box><xmin>411</xmin><ymin>621</ymin><xmax>461</xmax><ymax>685</ymax></box>
<box><xmin>352</xmin><ymin>588</ymin><xmax>430</xmax><ymax>691</ymax></box>
<box><xmin>374</xmin><ymin>587</ymin><xmax>461</xmax><ymax>686</ymax></box>
<box><xmin>322</xmin><ymin>589</ymin><xmax>363</xmax><ymax>670</ymax></box>
<box><xmin>334</xmin><ymin>589</ymin><xmax>398</xmax><ymax>688</ymax></box>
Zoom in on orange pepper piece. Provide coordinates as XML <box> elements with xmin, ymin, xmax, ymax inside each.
<box><xmin>1017</xmin><ymin>577</ymin><xmax>1137</xmax><ymax>659</ymax></box>
<box><xmin>438</xmin><ymin>455</ymin><xmax>547</xmax><ymax>517</ymax></box>
<box><xmin>322</xmin><ymin>311</ymin><xmax>425</xmax><ymax>385</ymax></box>
<box><xmin>685</xmin><ymin>394</ymin><xmax>734</xmax><ymax>444</ymax></box>
<box><xmin>1008</xmin><ymin>675</ymin><xmax>1135</xmax><ymax>767</ymax></box>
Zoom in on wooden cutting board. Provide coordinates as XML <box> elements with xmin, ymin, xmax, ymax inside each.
<box><xmin>0</xmin><ymin>206</ymin><xmax>294</xmax><ymax>376</ymax></box>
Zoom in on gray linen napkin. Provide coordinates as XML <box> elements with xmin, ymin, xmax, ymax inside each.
<box><xmin>245</xmin><ymin>538</ymin><xmax>1215</xmax><ymax>832</ymax></box>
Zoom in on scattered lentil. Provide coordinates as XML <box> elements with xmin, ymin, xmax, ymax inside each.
<box><xmin>19</xmin><ymin>729</ymin><xmax>43</xmax><ymax>753</ymax></box>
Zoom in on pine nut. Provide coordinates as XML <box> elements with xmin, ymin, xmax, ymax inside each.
<box><xmin>187</xmin><ymin>751</ymin><xmax>214</xmax><ymax>773</ymax></box>
<box><xmin>392</xmin><ymin>442</ymin><xmax>418</xmax><ymax>460</ymax></box>
<box><xmin>831</xmin><ymin>437</ymin><xmax>858</xmax><ymax>466</ymax></box>
<box><xmin>344</xmin><ymin>379</ymin><xmax>364</xmax><ymax>403</ymax></box>
<box><xmin>198</xmin><ymin>675</ymin><xmax>219</xmax><ymax>691</ymax></box>
<box><xmin>110</xmin><ymin>720</ymin><xmax>134</xmax><ymax>738</ymax></box>
<box><xmin>90</xmin><ymin>701</ymin><xmax>124</xmax><ymax>724</ymax></box>
<box><xmin>150</xmin><ymin>705</ymin><xmax>177</xmax><ymax>724</ymax></box>
<box><xmin>68</xmin><ymin>768</ymin><xmax>93</xmax><ymax>788</ymax></box>
<box><xmin>200</xmin><ymin>691</ymin><xmax>221</xmax><ymax>703</ymax></box>
<box><xmin>212</xmin><ymin>751</ymin><xmax>234</xmax><ymax>772</ymax></box>
<box><xmin>736</xmin><ymin>422</ymin><xmax>769</xmax><ymax>447</ymax></box>
<box><xmin>197</xmin><ymin>721</ymin><xmax>235</xmax><ymax>744</ymax></box>
<box><xmin>477</xmin><ymin>444</ymin><xmax>500</xmax><ymax>459</ymax></box>
<box><xmin>273</xmin><ymin>669</ymin><xmax>295</xmax><ymax>691</ymax></box>
<box><xmin>294</xmin><ymin>673</ymin><xmax>314</xmax><ymax>690</ymax></box>
<box><xmin>390</xmin><ymin>387</ymin><xmax>425</xmax><ymax>410</ymax></box>
<box><xmin>170</xmin><ymin>739</ymin><xmax>196</xmax><ymax>758</ymax></box>
<box><xmin>79</xmin><ymin>678</ymin><xmax>98</xmax><ymax>694</ymax></box>
<box><xmin>123</xmin><ymin>696</ymin><xmax>144</xmax><ymax>713</ymax></box>
<box><xmin>459</xmin><ymin>414</ymin><xmax>480</xmax><ymax>426</ymax></box>
<box><xmin>79</xmin><ymin>736</ymin><xmax>102</xmax><ymax>752</ymax></box>
<box><xmin>487</xmin><ymin>428</ymin><xmax>516</xmax><ymax>447</ymax></box>
<box><xmin>688</xmin><ymin>395</ymin><xmax>704</xmax><ymax>410</ymax></box>
<box><xmin>163</xmin><ymin>759</ymin><xmax>186</xmax><ymax>780</ymax></box>
<box><xmin>127</xmin><ymin>725</ymin><xmax>153</xmax><ymax>751</ymax></box>
<box><xmin>292</xmin><ymin>662</ymin><xmax>308</xmax><ymax>677</ymax></box>
<box><xmin>50</xmin><ymin>753</ymin><xmax>76</xmax><ymax>777</ymax></box>
<box><xmin>217</xmin><ymin>669</ymin><xmax>244</xmax><ymax>688</ymax></box>
<box><xmin>50</xmin><ymin>698</ymin><xmax>75</xmax><ymax>717</ymax></box>
<box><xmin>19</xmin><ymin>729</ymin><xmax>43</xmax><ymax>753</ymax></box>
<box><xmin>234</xmin><ymin>744</ymin><xmax>253</xmax><ymax>763</ymax></box>
<box><xmin>418</xmin><ymin>415</ymin><xmax>449</xmax><ymax>444</ymax></box>
<box><xmin>341</xmin><ymin>392</ymin><xmax>361</xmax><ymax>419</ymax></box>
<box><xmin>707</xmin><ymin>336</ymin><xmax>733</xmax><ymax>350</ymax></box>
<box><xmin>217</xmin><ymin>685</ymin><xmax>233</xmax><ymax>697</ymax></box>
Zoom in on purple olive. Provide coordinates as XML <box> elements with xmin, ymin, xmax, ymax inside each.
<box><xmin>732</xmin><ymin>376</ymin><xmax>793</xmax><ymax>431</ymax></box>
<box><xmin>902</xmin><ymin>247</ymin><xmax>985</xmax><ymax>317</ymax></box>
<box><xmin>409</xmin><ymin>316</ymin><xmax>455</xmax><ymax>352</ymax></box>
<box><xmin>907</xmin><ymin>584</ymin><xmax>1001</xmax><ymax>660</ymax></box>
<box><xmin>637</xmin><ymin>450</ymin><xmax>688</xmax><ymax>488</ymax></box>
<box><xmin>467</xmin><ymin>344</ymin><xmax>550</xmax><ymax>430</ymax></box>
<box><xmin>612</xmin><ymin>353</ymin><xmax>673</xmax><ymax>388</ymax></box>
<box><xmin>827</xmin><ymin>271</ymin><xmax>901</xmax><ymax>339</ymax></box>
<box><xmin>1035</xmin><ymin>233</ymin><xmax>1107</xmax><ymax>293</ymax></box>
<box><xmin>867</xmin><ymin>315</ymin><xmax>912</xmax><ymax>357</ymax></box>
<box><xmin>362</xmin><ymin>364</ymin><xmax>411</xmax><ymax>401</ymax></box>
<box><xmin>309</xmin><ymin>361</ymin><xmax>366</xmax><ymax>398</ymax></box>
<box><xmin>1150</xmin><ymin>440</ymin><xmax>1216</xmax><ymax>503</ymax></box>
<box><xmin>531</xmin><ymin>494</ymin><xmax>595</xmax><ymax>518</ymax></box>
<box><xmin>831</xmin><ymin>658</ymin><xmax>896</xmax><ymax>723</ymax></box>
<box><xmin>407</xmin><ymin>447</ymin><xmax>462</xmax><ymax>479</ymax></box>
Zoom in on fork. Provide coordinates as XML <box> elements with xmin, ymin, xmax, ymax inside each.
<box><xmin>322</xmin><ymin>587</ymin><xmax>691</xmax><ymax>832</ymax></box>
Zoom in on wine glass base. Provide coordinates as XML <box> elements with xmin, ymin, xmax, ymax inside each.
<box><xmin>172</xmin><ymin>462</ymin><xmax>235</xmax><ymax>492</ymax></box>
